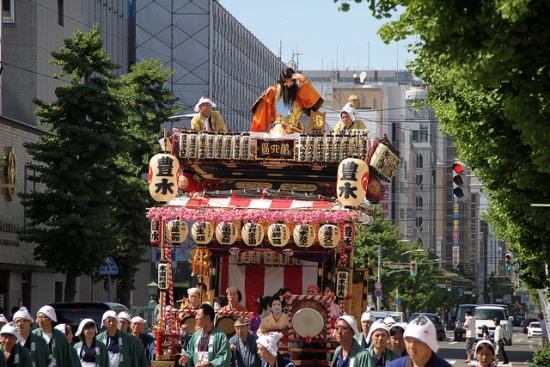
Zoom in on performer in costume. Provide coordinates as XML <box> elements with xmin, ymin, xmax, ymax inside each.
<box><xmin>330</xmin><ymin>316</ymin><xmax>368</xmax><ymax>367</ymax></box>
<box><xmin>32</xmin><ymin>305</ymin><xmax>71</xmax><ymax>367</ymax></box>
<box><xmin>251</xmin><ymin>67</ymin><xmax>324</xmax><ymax>133</ymax></box>
<box><xmin>220</xmin><ymin>287</ymin><xmax>247</xmax><ymax>313</ymax></box>
<box><xmin>256</xmin><ymin>332</ymin><xmax>294</xmax><ymax>367</ymax></box>
<box><xmin>177</xmin><ymin>303</ymin><xmax>231</xmax><ymax>367</ymax></box>
<box><xmin>74</xmin><ymin>319</ymin><xmax>110</xmax><ymax>367</ymax></box>
<box><xmin>13</xmin><ymin>307</ymin><xmax>49</xmax><ymax>367</ymax></box>
<box><xmin>363</xmin><ymin>321</ymin><xmax>401</xmax><ymax>367</ymax></box>
<box><xmin>191</xmin><ymin>97</ymin><xmax>227</xmax><ymax>132</ymax></box>
<box><xmin>130</xmin><ymin>316</ymin><xmax>156</xmax><ymax>363</ymax></box>
<box><xmin>1</xmin><ymin>322</ymin><xmax>32</xmax><ymax>367</ymax></box>
<box><xmin>355</xmin><ymin>311</ymin><xmax>376</xmax><ymax>348</ymax></box>
<box><xmin>256</xmin><ymin>295</ymin><xmax>288</xmax><ymax>336</ymax></box>
<box><xmin>333</xmin><ymin>103</ymin><xmax>369</xmax><ymax>136</ymax></box>
<box><xmin>229</xmin><ymin>318</ymin><xmax>260</xmax><ymax>367</ymax></box>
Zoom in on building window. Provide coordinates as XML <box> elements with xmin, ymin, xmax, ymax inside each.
<box><xmin>58</xmin><ymin>0</ymin><xmax>64</xmax><ymax>26</ymax></box>
<box><xmin>2</xmin><ymin>0</ymin><xmax>14</xmax><ymax>23</ymax></box>
<box><xmin>416</xmin><ymin>195</ymin><xmax>424</xmax><ymax>210</ymax></box>
<box><xmin>416</xmin><ymin>216</ymin><xmax>424</xmax><ymax>231</ymax></box>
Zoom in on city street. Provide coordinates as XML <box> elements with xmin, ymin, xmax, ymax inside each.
<box><xmin>437</xmin><ymin>327</ymin><xmax>538</xmax><ymax>366</ymax></box>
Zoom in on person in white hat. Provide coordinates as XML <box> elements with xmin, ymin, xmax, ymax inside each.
<box><xmin>256</xmin><ymin>332</ymin><xmax>293</xmax><ymax>367</ymax></box>
<box><xmin>54</xmin><ymin>323</ymin><xmax>81</xmax><ymax>366</ymax></box>
<box><xmin>330</xmin><ymin>315</ymin><xmax>369</xmax><ymax>367</ymax></box>
<box><xmin>32</xmin><ymin>305</ymin><xmax>72</xmax><ymax>367</ymax></box>
<box><xmin>386</xmin><ymin>314</ymin><xmax>452</xmax><ymax>367</ymax></box>
<box><xmin>130</xmin><ymin>316</ymin><xmax>156</xmax><ymax>363</ymax></box>
<box><xmin>229</xmin><ymin>317</ymin><xmax>260</xmax><ymax>367</ymax></box>
<box><xmin>364</xmin><ymin>321</ymin><xmax>401</xmax><ymax>366</ymax></box>
<box><xmin>73</xmin><ymin>318</ymin><xmax>109</xmax><ymax>367</ymax></box>
<box><xmin>96</xmin><ymin>310</ymin><xmax>148</xmax><ymax>367</ymax></box>
<box><xmin>1</xmin><ymin>322</ymin><xmax>33</xmax><ymax>366</ymax></box>
<box><xmin>474</xmin><ymin>340</ymin><xmax>497</xmax><ymax>367</ymax></box>
<box><xmin>13</xmin><ymin>306</ymin><xmax>50</xmax><ymax>367</ymax></box>
<box><xmin>117</xmin><ymin>311</ymin><xmax>133</xmax><ymax>333</ymax></box>
<box><xmin>191</xmin><ymin>96</ymin><xmax>227</xmax><ymax>132</ymax></box>
<box><xmin>0</xmin><ymin>314</ymin><xmax>8</xmax><ymax>329</ymax></box>
<box><xmin>355</xmin><ymin>311</ymin><xmax>376</xmax><ymax>348</ymax></box>
<box><xmin>333</xmin><ymin>102</ymin><xmax>369</xmax><ymax>136</ymax></box>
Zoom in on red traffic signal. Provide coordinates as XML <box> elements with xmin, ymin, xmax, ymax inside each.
<box><xmin>452</xmin><ymin>163</ymin><xmax>469</xmax><ymax>201</ymax></box>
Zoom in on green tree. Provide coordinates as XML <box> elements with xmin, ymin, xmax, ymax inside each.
<box><xmin>335</xmin><ymin>0</ymin><xmax>550</xmax><ymax>289</ymax></box>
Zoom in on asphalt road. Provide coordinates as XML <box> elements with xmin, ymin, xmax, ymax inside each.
<box><xmin>437</xmin><ymin>327</ymin><xmax>539</xmax><ymax>366</ymax></box>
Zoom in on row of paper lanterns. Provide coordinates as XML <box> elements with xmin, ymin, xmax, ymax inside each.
<box><xmin>163</xmin><ymin>219</ymin><xmax>345</xmax><ymax>249</ymax></box>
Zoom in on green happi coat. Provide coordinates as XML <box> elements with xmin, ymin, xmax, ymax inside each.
<box><xmin>96</xmin><ymin>329</ymin><xmax>146</xmax><ymax>367</ymax></box>
<box><xmin>32</xmin><ymin>328</ymin><xmax>71</xmax><ymax>367</ymax></box>
<box><xmin>21</xmin><ymin>332</ymin><xmax>49</xmax><ymax>367</ymax></box>
<box><xmin>74</xmin><ymin>339</ymin><xmax>110</xmax><ymax>367</ymax></box>
<box><xmin>0</xmin><ymin>342</ymin><xmax>33</xmax><ymax>367</ymax></box>
<box><xmin>330</xmin><ymin>340</ymin><xmax>368</xmax><ymax>367</ymax></box>
<box><xmin>184</xmin><ymin>326</ymin><xmax>230</xmax><ymax>367</ymax></box>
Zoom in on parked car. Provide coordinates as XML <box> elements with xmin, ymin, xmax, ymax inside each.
<box><xmin>408</xmin><ymin>313</ymin><xmax>446</xmax><ymax>341</ymax></box>
<box><xmin>474</xmin><ymin>305</ymin><xmax>513</xmax><ymax>345</ymax></box>
<box><xmin>522</xmin><ymin>318</ymin><xmax>538</xmax><ymax>334</ymax></box>
<box><xmin>453</xmin><ymin>304</ymin><xmax>478</xmax><ymax>341</ymax></box>
<box><xmin>513</xmin><ymin>315</ymin><xmax>524</xmax><ymax>327</ymax></box>
<box><xmin>49</xmin><ymin>302</ymin><xmax>129</xmax><ymax>337</ymax></box>
<box><xmin>527</xmin><ymin>321</ymin><xmax>542</xmax><ymax>338</ymax></box>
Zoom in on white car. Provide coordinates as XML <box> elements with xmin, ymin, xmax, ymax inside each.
<box><xmin>528</xmin><ymin>321</ymin><xmax>542</xmax><ymax>338</ymax></box>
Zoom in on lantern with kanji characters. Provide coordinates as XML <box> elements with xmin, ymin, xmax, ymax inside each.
<box><xmin>191</xmin><ymin>221</ymin><xmax>214</xmax><ymax>245</ymax></box>
<box><xmin>150</xmin><ymin>219</ymin><xmax>162</xmax><ymax>245</ymax></box>
<box><xmin>215</xmin><ymin>222</ymin><xmax>238</xmax><ymax>246</ymax></box>
<box><xmin>267</xmin><ymin>222</ymin><xmax>290</xmax><ymax>247</ymax></box>
<box><xmin>148</xmin><ymin>153</ymin><xmax>180</xmax><ymax>202</ymax></box>
<box><xmin>341</xmin><ymin>222</ymin><xmax>355</xmax><ymax>251</ymax></box>
<box><xmin>292</xmin><ymin>224</ymin><xmax>316</xmax><ymax>248</ymax></box>
<box><xmin>336</xmin><ymin>158</ymin><xmax>369</xmax><ymax>208</ymax></box>
<box><xmin>318</xmin><ymin>224</ymin><xmax>341</xmax><ymax>249</ymax></box>
<box><xmin>158</xmin><ymin>262</ymin><xmax>169</xmax><ymax>291</ymax></box>
<box><xmin>242</xmin><ymin>222</ymin><xmax>264</xmax><ymax>247</ymax></box>
<box><xmin>166</xmin><ymin>219</ymin><xmax>189</xmax><ymax>243</ymax></box>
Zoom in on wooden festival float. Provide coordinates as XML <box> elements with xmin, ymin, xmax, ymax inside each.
<box><xmin>147</xmin><ymin>124</ymin><xmax>400</xmax><ymax>366</ymax></box>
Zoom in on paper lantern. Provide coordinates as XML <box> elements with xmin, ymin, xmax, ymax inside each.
<box><xmin>215</xmin><ymin>222</ymin><xmax>238</xmax><ymax>246</ymax></box>
<box><xmin>342</xmin><ymin>223</ymin><xmax>355</xmax><ymax>251</ymax></box>
<box><xmin>166</xmin><ymin>220</ymin><xmax>189</xmax><ymax>243</ymax></box>
<box><xmin>267</xmin><ymin>223</ymin><xmax>290</xmax><ymax>247</ymax></box>
<box><xmin>241</xmin><ymin>222</ymin><xmax>264</xmax><ymax>247</ymax></box>
<box><xmin>336</xmin><ymin>158</ymin><xmax>369</xmax><ymax>208</ymax></box>
<box><xmin>150</xmin><ymin>219</ymin><xmax>162</xmax><ymax>245</ymax></box>
<box><xmin>293</xmin><ymin>224</ymin><xmax>316</xmax><ymax>248</ymax></box>
<box><xmin>318</xmin><ymin>224</ymin><xmax>341</xmax><ymax>249</ymax></box>
<box><xmin>191</xmin><ymin>221</ymin><xmax>214</xmax><ymax>245</ymax></box>
<box><xmin>148</xmin><ymin>153</ymin><xmax>180</xmax><ymax>202</ymax></box>
<box><xmin>177</xmin><ymin>171</ymin><xmax>202</xmax><ymax>192</ymax></box>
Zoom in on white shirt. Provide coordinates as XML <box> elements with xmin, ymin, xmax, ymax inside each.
<box><xmin>494</xmin><ymin>324</ymin><xmax>505</xmax><ymax>341</ymax></box>
<box><xmin>464</xmin><ymin>315</ymin><xmax>476</xmax><ymax>338</ymax></box>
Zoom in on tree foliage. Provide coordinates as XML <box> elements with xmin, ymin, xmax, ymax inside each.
<box><xmin>336</xmin><ymin>0</ymin><xmax>550</xmax><ymax>289</ymax></box>
<box><xmin>20</xmin><ymin>25</ymin><xmax>178</xmax><ymax>303</ymax></box>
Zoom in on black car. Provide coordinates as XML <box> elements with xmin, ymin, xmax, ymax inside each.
<box><xmin>50</xmin><ymin>302</ymin><xmax>129</xmax><ymax>336</ymax></box>
<box><xmin>408</xmin><ymin>313</ymin><xmax>446</xmax><ymax>341</ymax></box>
<box><xmin>453</xmin><ymin>304</ymin><xmax>478</xmax><ymax>341</ymax></box>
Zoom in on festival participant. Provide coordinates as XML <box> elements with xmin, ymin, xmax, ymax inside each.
<box><xmin>389</xmin><ymin>324</ymin><xmax>407</xmax><ymax>357</ymax></box>
<box><xmin>0</xmin><ymin>315</ymin><xmax>7</xmax><ymax>329</ymax></box>
<box><xmin>251</xmin><ymin>67</ymin><xmax>323</xmax><ymax>133</ymax></box>
<box><xmin>96</xmin><ymin>310</ymin><xmax>148</xmax><ymax>367</ymax></box>
<box><xmin>55</xmin><ymin>323</ymin><xmax>80</xmax><ymax>366</ymax></box>
<box><xmin>118</xmin><ymin>311</ymin><xmax>133</xmax><ymax>333</ymax></box>
<box><xmin>229</xmin><ymin>318</ymin><xmax>261</xmax><ymax>367</ymax></box>
<box><xmin>32</xmin><ymin>305</ymin><xmax>71</xmax><ymax>367</ymax></box>
<box><xmin>323</xmin><ymin>284</ymin><xmax>342</xmax><ymax>325</ymax></box>
<box><xmin>13</xmin><ymin>307</ymin><xmax>49</xmax><ymax>367</ymax></box>
<box><xmin>74</xmin><ymin>318</ymin><xmax>109</xmax><ymax>367</ymax></box>
<box><xmin>256</xmin><ymin>332</ymin><xmax>294</xmax><ymax>367</ymax></box>
<box><xmin>191</xmin><ymin>97</ymin><xmax>227</xmax><ymax>132</ymax></box>
<box><xmin>130</xmin><ymin>316</ymin><xmax>156</xmax><ymax>363</ymax></box>
<box><xmin>220</xmin><ymin>287</ymin><xmax>247</xmax><ymax>312</ymax></box>
<box><xmin>355</xmin><ymin>311</ymin><xmax>376</xmax><ymax>348</ymax></box>
<box><xmin>250</xmin><ymin>297</ymin><xmax>271</xmax><ymax>335</ymax></box>
<box><xmin>329</xmin><ymin>315</ymin><xmax>368</xmax><ymax>367</ymax></box>
<box><xmin>364</xmin><ymin>321</ymin><xmax>401</xmax><ymax>367</ymax></box>
<box><xmin>306</xmin><ymin>284</ymin><xmax>320</xmax><ymax>296</ymax></box>
<box><xmin>256</xmin><ymin>295</ymin><xmax>288</xmax><ymax>336</ymax></box>
<box><xmin>332</xmin><ymin>103</ymin><xmax>369</xmax><ymax>136</ymax></box>
<box><xmin>387</xmin><ymin>314</ymin><xmax>452</xmax><ymax>367</ymax></box>
<box><xmin>474</xmin><ymin>340</ymin><xmax>497</xmax><ymax>367</ymax></box>
<box><xmin>177</xmin><ymin>303</ymin><xmax>231</xmax><ymax>367</ymax></box>
<box><xmin>1</xmin><ymin>322</ymin><xmax>32</xmax><ymax>367</ymax></box>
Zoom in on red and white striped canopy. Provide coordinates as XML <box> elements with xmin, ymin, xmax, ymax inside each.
<box><xmin>169</xmin><ymin>197</ymin><xmax>337</xmax><ymax>210</ymax></box>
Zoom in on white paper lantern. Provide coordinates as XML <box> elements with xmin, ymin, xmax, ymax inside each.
<box><xmin>267</xmin><ymin>223</ymin><xmax>290</xmax><ymax>247</ymax></box>
<box><xmin>336</xmin><ymin>158</ymin><xmax>369</xmax><ymax>208</ymax></box>
<box><xmin>191</xmin><ymin>221</ymin><xmax>214</xmax><ymax>245</ymax></box>
<box><xmin>318</xmin><ymin>224</ymin><xmax>341</xmax><ymax>249</ymax></box>
<box><xmin>241</xmin><ymin>222</ymin><xmax>264</xmax><ymax>247</ymax></box>
<box><xmin>148</xmin><ymin>153</ymin><xmax>180</xmax><ymax>202</ymax></box>
<box><xmin>166</xmin><ymin>220</ymin><xmax>188</xmax><ymax>243</ymax></box>
<box><xmin>215</xmin><ymin>222</ymin><xmax>238</xmax><ymax>246</ymax></box>
<box><xmin>293</xmin><ymin>224</ymin><xmax>316</xmax><ymax>248</ymax></box>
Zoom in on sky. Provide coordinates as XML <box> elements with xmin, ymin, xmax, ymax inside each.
<box><xmin>217</xmin><ymin>0</ymin><xmax>416</xmax><ymax>71</ymax></box>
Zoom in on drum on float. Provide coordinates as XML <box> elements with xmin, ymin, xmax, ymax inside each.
<box><xmin>291</xmin><ymin>299</ymin><xmax>328</xmax><ymax>339</ymax></box>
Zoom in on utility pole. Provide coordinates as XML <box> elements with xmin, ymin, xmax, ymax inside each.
<box><xmin>377</xmin><ymin>245</ymin><xmax>382</xmax><ymax>311</ymax></box>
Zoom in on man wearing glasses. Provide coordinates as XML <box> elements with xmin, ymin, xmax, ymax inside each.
<box><xmin>330</xmin><ymin>315</ymin><xmax>368</xmax><ymax>367</ymax></box>
<box><xmin>32</xmin><ymin>305</ymin><xmax>72</xmax><ymax>367</ymax></box>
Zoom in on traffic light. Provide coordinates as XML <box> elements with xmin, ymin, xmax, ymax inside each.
<box><xmin>452</xmin><ymin>163</ymin><xmax>469</xmax><ymax>201</ymax></box>
<box><xmin>446</xmin><ymin>281</ymin><xmax>452</xmax><ymax>292</ymax></box>
<box><xmin>472</xmin><ymin>291</ymin><xmax>476</xmax><ymax>298</ymax></box>
<box><xmin>518</xmin><ymin>280</ymin><xmax>523</xmax><ymax>290</ymax></box>
<box><xmin>505</xmin><ymin>253</ymin><xmax>512</xmax><ymax>271</ymax></box>
<box><xmin>410</xmin><ymin>261</ymin><xmax>417</xmax><ymax>277</ymax></box>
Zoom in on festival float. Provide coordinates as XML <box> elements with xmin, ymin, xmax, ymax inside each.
<box><xmin>147</xmin><ymin>114</ymin><xmax>400</xmax><ymax>366</ymax></box>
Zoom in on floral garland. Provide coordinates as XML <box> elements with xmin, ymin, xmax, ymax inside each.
<box><xmin>147</xmin><ymin>206</ymin><xmax>357</xmax><ymax>224</ymax></box>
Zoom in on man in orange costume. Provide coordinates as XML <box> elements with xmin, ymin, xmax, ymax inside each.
<box><xmin>251</xmin><ymin>67</ymin><xmax>324</xmax><ymax>132</ymax></box>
